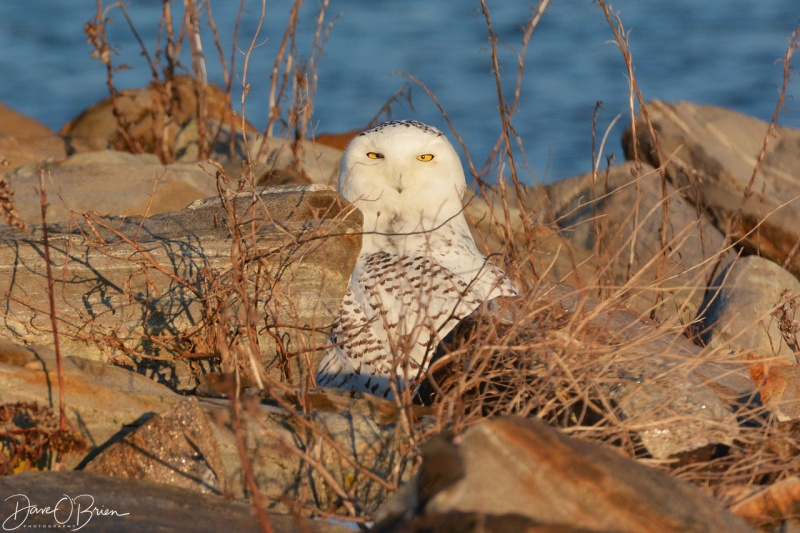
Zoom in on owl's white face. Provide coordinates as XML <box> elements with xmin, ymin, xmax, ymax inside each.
<box><xmin>338</xmin><ymin>121</ymin><xmax>467</xmax><ymax>238</ymax></box>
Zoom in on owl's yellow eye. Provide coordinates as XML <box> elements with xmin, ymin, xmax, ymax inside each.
<box><xmin>416</xmin><ymin>154</ymin><xmax>434</xmax><ymax>162</ymax></box>
<box><xmin>366</xmin><ymin>152</ymin><xmax>384</xmax><ymax>159</ymax></box>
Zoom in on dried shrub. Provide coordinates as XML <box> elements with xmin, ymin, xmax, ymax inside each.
<box><xmin>0</xmin><ymin>402</ymin><xmax>86</xmax><ymax>474</ymax></box>
<box><xmin>10</xmin><ymin>0</ymin><xmax>800</xmax><ymax>529</ymax></box>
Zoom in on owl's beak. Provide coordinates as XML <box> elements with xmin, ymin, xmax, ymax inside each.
<box><xmin>392</xmin><ymin>172</ymin><xmax>404</xmax><ymax>194</ymax></box>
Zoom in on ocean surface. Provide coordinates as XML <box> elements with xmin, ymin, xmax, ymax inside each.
<box><xmin>0</xmin><ymin>1</ymin><xmax>797</xmax><ymax>184</ymax></box>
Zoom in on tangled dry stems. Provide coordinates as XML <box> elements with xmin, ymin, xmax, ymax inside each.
<box><xmin>1</xmin><ymin>0</ymin><xmax>799</xmax><ymax>529</ymax></box>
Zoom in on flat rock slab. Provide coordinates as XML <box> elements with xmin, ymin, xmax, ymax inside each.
<box><xmin>0</xmin><ymin>185</ymin><xmax>361</xmax><ymax>390</ymax></box>
<box><xmin>623</xmin><ymin>100</ymin><xmax>800</xmax><ymax>277</ymax></box>
<box><xmin>0</xmin><ymin>471</ymin><xmax>351</xmax><ymax>533</ymax></box>
<box><xmin>6</xmin><ymin>150</ymin><xmax>221</xmax><ymax>225</ymax></box>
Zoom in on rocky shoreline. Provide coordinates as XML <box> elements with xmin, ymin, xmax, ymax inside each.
<box><xmin>1</xmin><ymin>82</ymin><xmax>799</xmax><ymax>531</ymax></box>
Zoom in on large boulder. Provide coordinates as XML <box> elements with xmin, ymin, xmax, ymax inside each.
<box><xmin>0</xmin><ymin>101</ymin><xmax>66</xmax><ymax>171</ymax></box>
<box><xmin>544</xmin><ymin>161</ymin><xmax>732</xmax><ymax>324</ymax></box>
<box><xmin>375</xmin><ymin>417</ymin><xmax>752</xmax><ymax>533</ymax></box>
<box><xmin>622</xmin><ymin>100</ymin><xmax>800</xmax><ymax>278</ymax></box>
<box><xmin>59</xmin><ymin>75</ymin><xmax>256</xmax><ymax>158</ymax></box>
<box><xmin>0</xmin><ymin>185</ymin><xmax>361</xmax><ymax>390</ymax></box>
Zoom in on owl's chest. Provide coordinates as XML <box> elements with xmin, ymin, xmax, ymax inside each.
<box><xmin>377</xmin><ymin>210</ymin><xmax>406</xmax><ymax>234</ymax></box>
<box><xmin>353</xmin><ymin>251</ymin><xmax>479</xmax><ymax>335</ymax></box>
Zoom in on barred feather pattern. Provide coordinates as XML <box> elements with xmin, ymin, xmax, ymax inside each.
<box><xmin>317</xmin><ymin>249</ymin><xmax>515</xmax><ymax>398</ymax></box>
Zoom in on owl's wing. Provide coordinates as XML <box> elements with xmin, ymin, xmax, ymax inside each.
<box><xmin>425</xmin><ymin>224</ymin><xmax>519</xmax><ymax>303</ymax></box>
<box><xmin>316</xmin><ymin>281</ymin><xmax>396</xmax><ymax>396</ymax></box>
<box><xmin>317</xmin><ymin>238</ymin><xmax>517</xmax><ymax>399</ymax></box>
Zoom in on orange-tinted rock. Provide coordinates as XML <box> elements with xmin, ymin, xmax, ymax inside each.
<box><xmin>747</xmin><ymin>358</ymin><xmax>800</xmax><ymax>421</ymax></box>
<box><xmin>729</xmin><ymin>477</ymin><xmax>800</xmax><ymax>531</ymax></box>
<box><xmin>314</xmin><ymin>129</ymin><xmax>361</xmax><ymax>151</ymax></box>
<box><xmin>0</xmin><ymin>101</ymin><xmax>66</xmax><ymax>170</ymax></box>
<box><xmin>0</xmin><ymin>101</ymin><xmax>54</xmax><ymax>137</ymax></box>
<box><xmin>60</xmin><ymin>75</ymin><xmax>256</xmax><ymax>159</ymax></box>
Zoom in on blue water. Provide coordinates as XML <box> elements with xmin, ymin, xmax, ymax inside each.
<box><xmin>0</xmin><ymin>1</ymin><xmax>797</xmax><ymax>183</ymax></box>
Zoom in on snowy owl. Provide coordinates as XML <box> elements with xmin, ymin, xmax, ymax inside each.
<box><xmin>316</xmin><ymin>120</ymin><xmax>518</xmax><ymax>399</ymax></box>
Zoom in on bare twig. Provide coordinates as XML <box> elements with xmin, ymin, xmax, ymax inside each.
<box><xmin>37</xmin><ymin>172</ymin><xmax>67</xmax><ymax>431</ymax></box>
<box><xmin>744</xmin><ymin>24</ymin><xmax>800</xmax><ymax>200</ymax></box>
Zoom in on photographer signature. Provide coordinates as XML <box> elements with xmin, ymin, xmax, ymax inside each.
<box><xmin>3</xmin><ymin>493</ymin><xmax>129</xmax><ymax>531</ymax></box>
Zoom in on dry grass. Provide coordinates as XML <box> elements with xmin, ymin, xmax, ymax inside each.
<box><xmin>3</xmin><ymin>1</ymin><xmax>800</xmax><ymax>531</ymax></box>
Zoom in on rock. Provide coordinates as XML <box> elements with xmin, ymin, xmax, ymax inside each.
<box><xmin>463</xmin><ymin>186</ymin><xmax>599</xmax><ymax>290</ymax></box>
<box><xmin>622</xmin><ymin>100</ymin><xmax>800</xmax><ymax>277</ymax></box>
<box><xmin>728</xmin><ymin>477</ymin><xmax>800</xmax><ymax>532</ymax></box>
<box><xmin>84</xmin><ymin>398</ymin><xmax>224</xmax><ymax>495</ymax></box>
<box><xmin>552</xmin><ymin>282</ymin><xmax>755</xmax><ymax>458</ymax></box>
<box><xmin>375</xmin><ymin>417</ymin><xmax>752</xmax><ymax>533</ymax></box>
<box><xmin>696</xmin><ymin>256</ymin><xmax>800</xmax><ymax>364</ymax></box>
<box><xmin>0</xmin><ymin>341</ymin><xmax>182</xmax><ymax>469</ymax></box>
<box><xmin>57</xmin><ymin>77</ymin><xmax>343</xmax><ymax>186</ymax></box>
<box><xmin>0</xmin><ymin>185</ymin><xmax>361</xmax><ymax>390</ymax></box>
<box><xmin>59</xmin><ymin>75</ymin><xmax>256</xmax><ymax>159</ymax></box>
<box><xmin>0</xmin><ymin>102</ymin><xmax>54</xmax><ymax>137</ymax></box>
<box><xmin>747</xmin><ymin>358</ymin><xmax>800</xmax><ymax>421</ymax></box>
<box><xmin>545</xmin><ymin>161</ymin><xmax>732</xmax><ymax>324</ymax></box>
<box><xmin>0</xmin><ymin>471</ymin><xmax>351</xmax><ymax>532</ymax></box>
<box><xmin>0</xmin><ymin>101</ymin><xmax>66</xmax><ymax>171</ymax></box>
<box><xmin>376</xmin><ymin>512</ymin><xmax>592</xmax><ymax>532</ymax></box>
<box><xmin>256</xmin><ymin>166</ymin><xmax>313</xmax><ymax>186</ymax></box>
<box><xmin>5</xmin><ymin>150</ymin><xmax>220</xmax><ymax>225</ymax></box>
<box><xmin>174</xmin><ymin>118</ymin><xmax>342</xmax><ymax>186</ymax></box>
<box><xmin>314</xmin><ymin>129</ymin><xmax>361</xmax><ymax>151</ymax></box>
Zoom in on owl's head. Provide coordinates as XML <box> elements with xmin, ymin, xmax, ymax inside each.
<box><xmin>337</xmin><ymin>120</ymin><xmax>467</xmax><ymax>207</ymax></box>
